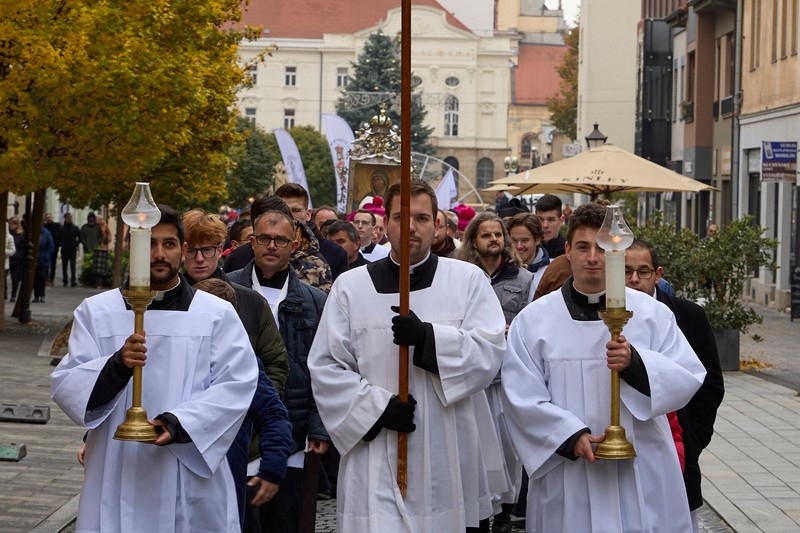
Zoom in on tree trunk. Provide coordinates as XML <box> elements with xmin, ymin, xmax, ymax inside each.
<box><xmin>112</xmin><ymin>208</ymin><xmax>126</xmax><ymax>288</ymax></box>
<box><xmin>12</xmin><ymin>192</ymin><xmax>44</xmax><ymax>322</ymax></box>
<box><xmin>0</xmin><ymin>190</ymin><xmax>8</xmax><ymax>329</ymax></box>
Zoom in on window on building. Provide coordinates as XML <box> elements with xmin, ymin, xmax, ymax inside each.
<box><xmin>792</xmin><ymin>0</ymin><xmax>799</xmax><ymax>54</ymax></box>
<box><xmin>445</xmin><ymin>76</ymin><xmax>460</xmax><ymax>87</ymax></box>
<box><xmin>284</xmin><ymin>109</ymin><xmax>295</xmax><ymax>129</ymax></box>
<box><xmin>476</xmin><ymin>158</ymin><xmax>494</xmax><ymax>189</ymax></box>
<box><xmin>247</xmin><ymin>64</ymin><xmax>257</xmax><ymax>85</ymax></box>
<box><xmin>411</xmin><ymin>75</ymin><xmax>423</xmax><ymax>88</ymax></box>
<box><xmin>726</xmin><ymin>33</ymin><xmax>735</xmax><ymax>97</ymax></box>
<box><xmin>772</xmin><ymin>0</ymin><xmax>778</xmax><ymax>62</ymax></box>
<box><xmin>443</xmin><ymin>157</ymin><xmax>460</xmax><ymax>190</ymax></box>
<box><xmin>337</xmin><ymin>67</ymin><xmax>348</xmax><ymax>88</ymax></box>
<box><xmin>673</xmin><ymin>59</ymin><xmax>679</xmax><ymax>122</ymax></box>
<box><xmin>751</xmin><ymin>0</ymin><xmax>762</xmax><ymax>69</ymax></box>
<box><xmin>285</xmin><ymin>66</ymin><xmax>297</xmax><ymax>86</ymax></box>
<box><xmin>686</xmin><ymin>51</ymin><xmax>696</xmax><ymax>103</ymax></box>
<box><xmin>782</xmin><ymin>0</ymin><xmax>789</xmax><ymax>58</ymax></box>
<box><xmin>245</xmin><ymin>107</ymin><xmax>257</xmax><ymax>126</ymax></box>
<box><xmin>520</xmin><ymin>135</ymin><xmax>533</xmax><ymax>166</ymax></box>
<box><xmin>444</xmin><ymin>96</ymin><xmax>459</xmax><ymax>137</ymax></box>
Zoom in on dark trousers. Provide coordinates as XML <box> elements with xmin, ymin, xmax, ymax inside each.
<box><xmin>34</xmin><ymin>265</ymin><xmax>48</xmax><ymax>299</ymax></box>
<box><xmin>9</xmin><ymin>262</ymin><xmax>21</xmax><ymax>298</ymax></box>
<box><xmin>255</xmin><ymin>466</ymin><xmax>304</xmax><ymax>533</ymax></box>
<box><xmin>61</xmin><ymin>248</ymin><xmax>76</xmax><ymax>285</ymax></box>
<box><xmin>49</xmin><ymin>249</ymin><xmax>58</xmax><ymax>282</ymax></box>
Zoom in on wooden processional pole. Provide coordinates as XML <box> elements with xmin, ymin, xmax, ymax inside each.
<box><xmin>397</xmin><ymin>0</ymin><xmax>412</xmax><ymax>498</ymax></box>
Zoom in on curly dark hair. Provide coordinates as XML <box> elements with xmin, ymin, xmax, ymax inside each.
<box><xmin>565</xmin><ymin>201</ymin><xmax>609</xmax><ymax>244</ymax></box>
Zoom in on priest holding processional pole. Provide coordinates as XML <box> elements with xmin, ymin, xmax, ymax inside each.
<box><xmin>500</xmin><ymin>201</ymin><xmax>707</xmax><ymax>532</ymax></box>
<box><xmin>308</xmin><ymin>1</ymin><xmax>508</xmax><ymax>531</ymax></box>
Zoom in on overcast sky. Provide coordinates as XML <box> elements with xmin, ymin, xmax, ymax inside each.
<box><xmin>549</xmin><ymin>0</ymin><xmax>580</xmax><ymax>26</ymax></box>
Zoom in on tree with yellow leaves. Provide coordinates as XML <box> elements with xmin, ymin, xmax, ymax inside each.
<box><xmin>0</xmin><ymin>0</ymin><xmax>263</xmax><ymax>294</ymax></box>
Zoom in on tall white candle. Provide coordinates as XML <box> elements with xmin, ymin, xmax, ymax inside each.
<box><xmin>128</xmin><ymin>227</ymin><xmax>151</xmax><ymax>288</ymax></box>
<box><xmin>605</xmin><ymin>249</ymin><xmax>626</xmax><ymax>308</ymax></box>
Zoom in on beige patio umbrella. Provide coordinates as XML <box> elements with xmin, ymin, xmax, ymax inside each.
<box><xmin>482</xmin><ymin>183</ymin><xmax>520</xmax><ymax>192</ymax></box>
<box><xmin>493</xmin><ymin>144</ymin><xmax>716</xmax><ymax>197</ymax></box>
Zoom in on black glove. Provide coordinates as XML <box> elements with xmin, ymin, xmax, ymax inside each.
<box><xmin>391</xmin><ymin>306</ymin><xmax>427</xmax><ymax>347</ymax></box>
<box><xmin>363</xmin><ymin>395</ymin><xmax>417</xmax><ymax>441</ymax></box>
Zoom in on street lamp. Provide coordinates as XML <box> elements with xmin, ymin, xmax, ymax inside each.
<box><xmin>503</xmin><ymin>155</ymin><xmax>518</xmax><ymax>176</ymax></box>
<box><xmin>585</xmin><ymin>123</ymin><xmax>608</xmax><ymax>150</ymax></box>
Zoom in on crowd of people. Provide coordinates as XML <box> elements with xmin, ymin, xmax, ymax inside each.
<box><xmin>49</xmin><ymin>183</ymin><xmax>724</xmax><ymax>533</ymax></box>
<box><xmin>3</xmin><ymin>211</ymin><xmax>112</xmax><ymax>305</ymax></box>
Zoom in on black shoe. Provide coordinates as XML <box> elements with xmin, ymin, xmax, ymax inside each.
<box><xmin>40</xmin><ymin>298</ymin><xmax>45</xmax><ymax>304</ymax></box>
<box><xmin>32</xmin><ymin>297</ymin><xmax>39</xmax><ymax>303</ymax></box>
<box><xmin>71</xmin><ymin>282</ymin><xmax>77</xmax><ymax>287</ymax></box>
<box><xmin>492</xmin><ymin>510</ymin><xmax>513</xmax><ymax>533</ymax></box>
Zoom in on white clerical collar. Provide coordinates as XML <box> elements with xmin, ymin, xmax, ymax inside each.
<box><xmin>573</xmin><ymin>284</ymin><xmax>605</xmax><ymax>304</ymax></box>
<box><xmin>152</xmin><ymin>277</ymin><xmax>181</xmax><ymax>301</ymax></box>
<box><xmin>389</xmin><ymin>252</ymin><xmax>431</xmax><ymax>274</ymax></box>
<box><xmin>252</xmin><ymin>266</ymin><xmax>289</xmax><ymax>317</ymax></box>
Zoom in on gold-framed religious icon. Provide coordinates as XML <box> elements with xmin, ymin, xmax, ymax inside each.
<box><xmin>347</xmin><ymin>106</ymin><xmax>401</xmax><ymax>213</ymax></box>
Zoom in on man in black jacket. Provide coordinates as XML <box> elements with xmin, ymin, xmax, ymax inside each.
<box><xmin>626</xmin><ymin>239</ymin><xmax>724</xmax><ymax>532</ymax></box>
<box><xmin>55</xmin><ymin>213</ymin><xmax>81</xmax><ymax>287</ymax></box>
<box><xmin>43</xmin><ymin>213</ymin><xmax>61</xmax><ymax>285</ymax></box>
<box><xmin>229</xmin><ymin>209</ymin><xmax>331</xmax><ymax>533</ymax></box>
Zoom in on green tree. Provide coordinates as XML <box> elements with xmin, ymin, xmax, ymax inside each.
<box><xmin>227</xmin><ymin>118</ymin><xmax>277</xmax><ymax>206</ymax></box>
<box><xmin>0</xmin><ymin>0</ymin><xmax>262</xmax><ymax>287</ymax></box>
<box><xmin>335</xmin><ymin>31</ymin><xmax>434</xmax><ymax>154</ymax></box>
<box><xmin>634</xmin><ymin>213</ymin><xmax>778</xmax><ymax>333</ymax></box>
<box><xmin>547</xmin><ymin>27</ymin><xmax>579</xmax><ymax>140</ymax></box>
<box><xmin>287</xmin><ymin>126</ymin><xmax>337</xmax><ymax>207</ymax></box>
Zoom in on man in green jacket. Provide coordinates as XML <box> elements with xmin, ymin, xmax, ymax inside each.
<box><xmin>182</xmin><ymin>208</ymin><xmax>288</xmax><ymax>393</ymax></box>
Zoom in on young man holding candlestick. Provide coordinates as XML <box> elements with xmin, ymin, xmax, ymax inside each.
<box><xmin>52</xmin><ymin>205</ymin><xmax>257</xmax><ymax>533</ymax></box>
<box><xmin>500</xmin><ymin>202</ymin><xmax>707</xmax><ymax>532</ymax></box>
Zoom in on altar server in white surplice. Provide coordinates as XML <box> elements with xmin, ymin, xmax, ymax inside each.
<box><xmin>500</xmin><ymin>202</ymin><xmax>706</xmax><ymax>533</ymax></box>
<box><xmin>308</xmin><ymin>179</ymin><xmax>507</xmax><ymax>533</ymax></box>
<box><xmin>51</xmin><ymin>205</ymin><xmax>257</xmax><ymax>533</ymax></box>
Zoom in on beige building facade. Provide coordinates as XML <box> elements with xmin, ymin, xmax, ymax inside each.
<box><xmin>236</xmin><ymin>3</ymin><xmax>515</xmax><ymax>196</ymax></box>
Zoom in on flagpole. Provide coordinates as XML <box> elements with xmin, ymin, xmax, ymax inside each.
<box><xmin>397</xmin><ymin>0</ymin><xmax>412</xmax><ymax>498</ymax></box>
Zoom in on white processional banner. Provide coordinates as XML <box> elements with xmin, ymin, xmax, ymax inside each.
<box><xmin>435</xmin><ymin>168</ymin><xmax>458</xmax><ymax>210</ymax></box>
<box><xmin>273</xmin><ymin>128</ymin><xmax>313</xmax><ymax>208</ymax></box>
<box><xmin>321</xmin><ymin>113</ymin><xmax>355</xmax><ymax>214</ymax></box>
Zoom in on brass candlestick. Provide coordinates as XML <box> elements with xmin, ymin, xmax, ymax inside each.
<box><xmin>113</xmin><ymin>286</ymin><xmax>157</xmax><ymax>442</ymax></box>
<box><xmin>594</xmin><ymin>306</ymin><xmax>636</xmax><ymax>460</ymax></box>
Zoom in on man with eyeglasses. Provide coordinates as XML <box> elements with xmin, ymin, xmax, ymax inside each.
<box><xmin>182</xmin><ymin>209</ymin><xmax>289</xmax><ymax>392</ymax></box>
<box><xmin>501</xmin><ymin>202</ymin><xmax>706</xmax><ymax>532</ymax></box>
<box><xmin>224</xmin><ymin>190</ymin><xmax>334</xmax><ymax>292</ymax></box>
<box><xmin>625</xmin><ymin>239</ymin><xmax>724</xmax><ymax>533</ymax></box>
<box><xmin>228</xmin><ymin>210</ymin><xmax>332</xmax><ymax>533</ymax></box>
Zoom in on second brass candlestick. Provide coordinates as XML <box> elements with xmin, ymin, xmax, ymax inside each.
<box><xmin>594</xmin><ymin>307</ymin><xmax>636</xmax><ymax>460</ymax></box>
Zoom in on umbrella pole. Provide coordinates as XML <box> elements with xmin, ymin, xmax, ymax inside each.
<box><xmin>397</xmin><ymin>0</ymin><xmax>412</xmax><ymax>498</ymax></box>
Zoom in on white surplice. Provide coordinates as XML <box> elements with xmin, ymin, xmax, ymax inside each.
<box><xmin>308</xmin><ymin>257</ymin><xmax>507</xmax><ymax>532</ymax></box>
<box><xmin>501</xmin><ymin>286</ymin><xmax>706</xmax><ymax>533</ymax></box>
<box><xmin>51</xmin><ymin>289</ymin><xmax>257</xmax><ymax>533</ymax></box>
